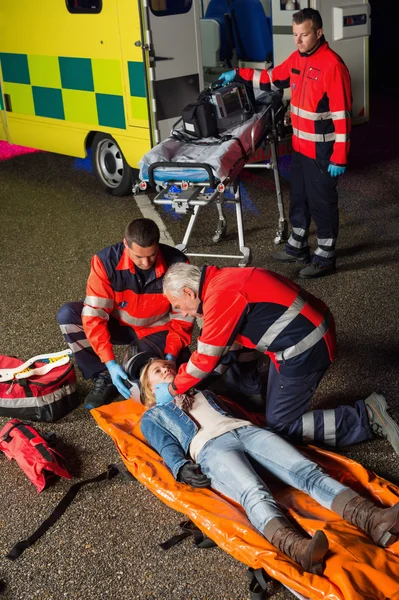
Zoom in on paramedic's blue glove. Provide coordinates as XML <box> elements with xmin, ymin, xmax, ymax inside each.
<box><xmin>165</xmin><ymin>353</ymin><xmax>176</xmax><ymax>364</ymax></box>
<box><xmin>105</xmin><ymin>360</ymin><xmax>131</xmax><ymax>399</ymax></box>
<box><xmin>154</xmin><ymin>382</ymin><xmax>174</xmax><ymax>405</ymax></box>
<box><xmin>177</xmin><ymin>462</ymin><xmax>211</xmax><ymax>488</ymax></box>
<box><xmin>218</xmin><ymin>70</ymin><xmax>235</xmax><ymax>86</ymax></box>
<box><xmin>328</xmin><ymin>164</ymin><xmax>346</xmax><ymax>177</ymax></box>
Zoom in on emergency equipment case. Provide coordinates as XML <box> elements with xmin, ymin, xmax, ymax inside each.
<box><xmin>0</xmin><ymin>353</ymin><xmax>79</xmax><ymax>422</ymax></box>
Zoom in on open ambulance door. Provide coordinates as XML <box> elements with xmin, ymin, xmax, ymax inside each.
<box><xmin>140</xmin><ymin>0</ymin><xmax>204</xmax><ymax>144</ymax></box>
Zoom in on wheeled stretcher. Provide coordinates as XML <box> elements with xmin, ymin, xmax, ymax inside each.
<box><xmin>92</xmin><ymin>399</ymin><xmax>399</xmax><ymax>600</ymax></box>
<box><xmin>137</xmin><ymin>99</ymin><xmax>288</xmax><ymax>266</ymax></box>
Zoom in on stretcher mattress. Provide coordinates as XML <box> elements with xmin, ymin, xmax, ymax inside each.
<box><xmin>138</xmin><ymin>107</ymin><xmax>271</xmax><ymax>184</ymax></box>
<box><xmin>92</xmin><ymin>399</ymin><xmax>399</xmax><ymax>600</ymax></box>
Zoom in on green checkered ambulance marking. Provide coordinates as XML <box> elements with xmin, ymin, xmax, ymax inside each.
<box><xmin>59</xmin><ymin>57</ymin><xmax>94</xmax><ymax>92</ymax></box>
<box><xmin>96</xmin><ymin>93</ymin><xmax>126</xmax><ymax>129</ymax></box>
<box><xmin>0</xmin><ymin>83</ymin><xmax>4</xmax><ymax>111</ymax></box>
<box><xmin>0</xmin><ymin>53</ymin><xmax>133</xmax><ymax>129</ymax></box>
<box><xmin>0</xmin><ymin>53</ymin><xmax>30</xmax><ymax>84</ymax></box>
<box><xmin>128</xmin><ymin>61</ymin><xmax>146</xmax><ymax>98</ymax></box>
<box><xmin>3</xmin><ymin>82</ymin><xmax>35</xmax><ymax>115</ymax></box>
<box><xmin>28</xmin><ymin>55</ymin><xmax>62</xmax><ymax>88</ymax></box>
<box><xmin>33</xmin><ymin>86</ymin><xmax>65</xmax><ymax>120</ymax></box>
<box><xmin>62</xmin><ymin>89</ymin><xmax>98</xmax><ymax>125</ymax></box>
<box><xmin>92</xmin><ymin>59</ymin><xmax>123</xmax><ymax>95</ymax></box>
<box><xmin>0</xmin><ymin>54</ymin><xmax>149</xmax><ymax>128</ymax></box>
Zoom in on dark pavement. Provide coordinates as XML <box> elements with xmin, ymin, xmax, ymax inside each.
<box><xmin>0</xmin><ymin>90</ymin><xmax>399</xmax><ymax>600</ymax></box>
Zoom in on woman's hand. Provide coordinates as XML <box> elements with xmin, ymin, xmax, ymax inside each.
<box><xmin>177</xmin><ymin>462</ymin><xmax>211</xmax><ymax>488</ymax></box>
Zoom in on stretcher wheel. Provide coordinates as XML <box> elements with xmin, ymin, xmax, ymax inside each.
<box><xmin>212</xmin><ymin>219</ymin><xmax>227</xmax><ymax>243</ymax></box>
<box><xmin>92</xmin><ymin>133</ymin><xmax>133</xmax><ymax>196</ymax></box>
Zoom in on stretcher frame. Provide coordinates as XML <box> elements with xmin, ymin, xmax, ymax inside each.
<box><xmin>136</xmin><ymin>105</ymin><xmax>288</xmax><ymax>267</ymax></box>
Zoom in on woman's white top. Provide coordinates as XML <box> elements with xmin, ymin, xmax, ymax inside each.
<box><xmin>188</xmin><ymin>392</ymin><xmax>252</xmax><ymax>462</ymax></box>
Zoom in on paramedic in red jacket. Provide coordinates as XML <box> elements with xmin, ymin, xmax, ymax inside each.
<box><xmin>220</xmin><ymin>8</ymin><xmax>351</xmax><ymax>278</ymax></box>
<box><xmin>56</xmin><ymin>219</ymin><xmax>194</xmax><ymax>409</ymax></box>
<box><xmin>153</xmin><ymin>263</ymin><xmax>399</xmax><ymax>453</ymax></box>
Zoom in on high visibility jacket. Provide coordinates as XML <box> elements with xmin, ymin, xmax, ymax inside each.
<box><xmin>237</xmin><ymin>38</ymin><xmax>352</xmax><ymax>165</ymax></box>
<box><xmin>82</xmin><ymin>243</ymin><xmax>194</xmax><ymax>364</ymax></box>
<box><xmin>172</xmin><ymin>266</ymin><xmax>336</xmax><ymax>394</ymax></box>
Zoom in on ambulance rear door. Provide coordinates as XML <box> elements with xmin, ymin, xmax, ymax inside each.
<box><xmin>142</xmin><ymin>0</ymin><xmax>203</xmax><ymax>143</ymax></box>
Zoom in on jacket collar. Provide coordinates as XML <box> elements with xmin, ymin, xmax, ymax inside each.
<box><xmin>197</xmin><ymin>265</ymin><xmax>220</xmax><ymax>315</ymax></box>
<box><xmin>298</xmin><ymin>35</ymin><xmax>327</xmax><ymax>58</ymax></box>
<box><xmin>116</xmin><ymin>245</ymin><xmax>167</xmax><ymax>277</ymax></box>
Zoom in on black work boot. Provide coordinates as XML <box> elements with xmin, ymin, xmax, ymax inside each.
<box><xmin>271</xmin><ymin>250</ymin><xmax>311</xmax><ymax>264</ymax></box>
<box><xmin>364</xmin><ymin>392</ymin><xmax>399</xmax><ymax>455</ymax></box>
<box><xmin>83</xmin><ymin>370</ymin><xmax>119</xmax><ymax>410</ymax></box>
<box><xmin>264</xmin><ymin>517</ymin><xmax>329</xmax><ymax>574</ymax></box>
<box><xmin>299</xmin><ymin>261</ymin><xmax>336</xmax><ymax>279</ymax></box>
<box><xmin>335</xmin><ymin>493</ymin><xmax>399</xmax><ymax>547</ymax></box>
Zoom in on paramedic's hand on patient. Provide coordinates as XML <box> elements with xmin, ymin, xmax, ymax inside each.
<box><xmin>218</xmin><ymin>70</ymin><xmax>235</xmax><ymax>86</ymax></box>
<box><xmin>165</xmin><ymin>353</ymin><xmax>176</xmax><ymax>365</ymax></box>
<box><xmin>105</xmin><ymin>360</ymin><xmax>131</xmax><ymax>399</ymax></box>
<box><xmin>154</xmin><ymin>382</ymin><xmax>174</xmax><ymax>405</ymax></box>
<box><xmin>178</xmin><ymin>462</ymin><xmax>211</xmax><ymax>488</ymax></box>
<box><xmin>328</xmin><ymin>164</ymin><xmax>346</xmax><ymax>177</ymax></box>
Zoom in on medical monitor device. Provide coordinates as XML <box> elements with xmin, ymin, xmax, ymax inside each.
<box><xmin>211</xmin><ymin>83</ymin><xmax>253</xmax><ymax>132</ymax></box>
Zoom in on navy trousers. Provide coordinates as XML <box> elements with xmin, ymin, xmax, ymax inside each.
<box><xmin>286</xmin><ymin>151</ymin><xmax>339</xmax><ymax>266</ymax></box>
<box><xmin>265</xmin><ymin>362</ymin><xmax>373</xmax><ymax>447</ymax></box>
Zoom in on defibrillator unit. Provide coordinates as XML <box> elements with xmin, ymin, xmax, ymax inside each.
<box><xmin>180</xmin><ymin>82</ymin><xmax>254</xmax><ymax>139</ymax></box>
<box><xmin>210</xmin><ymin>83</ymin><xmax>253</xmax><ymax>131</ymax></box>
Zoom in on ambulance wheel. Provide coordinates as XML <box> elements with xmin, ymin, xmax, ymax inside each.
<box><xmin>92</xmin><ymin>133</ymin><xmax>133</xmax><ymax>196</ymax></box>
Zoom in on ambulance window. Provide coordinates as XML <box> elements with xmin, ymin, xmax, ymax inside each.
<box><xmin>150</xmin><ymin>0</ymin><xmax>192</xmax><ymax>17</ymax></box>
<box><xmin>66</xmin><ymin>0</ymin><xmax>102</xmax><ymax>13</ymax></box>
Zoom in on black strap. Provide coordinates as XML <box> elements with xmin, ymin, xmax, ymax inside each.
<box><xmin>160</xmin><ymin>520</ymin><xmax>217</xmax><ymax>551</ymax></box>
<box><xmin>6</xmin><ymin>463</ymin><xmax>134</xmax><ymax>560</ymax></box>
<box><xmin>246</xmin><ymin>568</ymin><xmax>272</xmax><ymax>600</ymax></box>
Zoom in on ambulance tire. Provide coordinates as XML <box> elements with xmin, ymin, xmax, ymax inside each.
<box><xmin>91</xmin><ymin>133</ymin><xmax>133</xmax><ymax>196</ymax></box>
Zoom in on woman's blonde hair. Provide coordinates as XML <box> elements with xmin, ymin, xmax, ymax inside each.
<box><xmin>139</xmin><ymin>358</ymin><xmax>170</xmax><ymax>407</ymax></box>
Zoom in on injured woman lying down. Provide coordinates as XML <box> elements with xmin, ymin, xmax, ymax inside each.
<box><xmin>139</xmin><ymin>358</ymin><xmax>399</xmax><ymax>575</ymax></box>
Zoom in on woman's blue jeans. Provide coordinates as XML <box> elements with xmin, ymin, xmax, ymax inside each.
<box><xmin>197</xmin><ymin>426</ymin><xmax>348</xmax><ymax>533</ymax></box>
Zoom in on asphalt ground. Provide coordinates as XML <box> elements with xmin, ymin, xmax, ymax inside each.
<box><xmin>1</xmin><ymin>89</ymin><xmax>399</xmax><ymax>600</ymax></box>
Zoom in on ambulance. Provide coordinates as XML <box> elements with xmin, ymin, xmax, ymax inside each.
<box><xmin>0</xmin><ymin>0</ymin><xmax>370</xmax><ymax>196</ymax></box>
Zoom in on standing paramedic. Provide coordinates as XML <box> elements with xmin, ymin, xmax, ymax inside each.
<box><xmin>220</xmin><ymin>8</ymin><xmax>352</xmax><ymax>278</ymax></box>
<box><xmin>56</xmin><ymin>218</ymin><xmax>194</xmax><ymax>410</ymax></box>
<box><xmin>153</xmin><ymin>263</ymin><xmax>399</xmax><ymax>454</ymax></box>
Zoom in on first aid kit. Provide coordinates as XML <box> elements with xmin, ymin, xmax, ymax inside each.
<box><xmin>0</xmin><ymin>419</ymin><xmax>71</xmax><ymax>492</ymax></box>
<box><xmin>0</xmin><ymin>350</ymin><xmax>79</xmax><ymax>422</ymax></box>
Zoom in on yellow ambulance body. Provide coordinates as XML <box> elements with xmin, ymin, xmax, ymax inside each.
<box><xmin>0</xmin><ymin>0</ymin><xmax>203</xmax><ymax>195</ymax></box>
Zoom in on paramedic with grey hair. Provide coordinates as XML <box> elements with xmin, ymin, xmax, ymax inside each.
<box><xmin>56</xmin><ymin>218</ymin><xmax>193</xmax><ymax>410</ymax></box>
<box><xmin>153</xmin><ymin>262</ymin><xmax>399</xmax><ymax>454</ymax></box>
<box><xmin>220</xmin><ymin>8</ymin><xmax>351</xmax><ymax>279</ymax></box>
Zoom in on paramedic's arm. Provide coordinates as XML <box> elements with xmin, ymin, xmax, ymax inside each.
<box><xmin>81</xmin><ymin>255</ymin><xmax>115</xmax><ymax>363</ymax></box>
<box><xmin>171</xmin><ymin>292</ymin><xmax>248</xmax><ymax>394</ymax></box>
<box><xmin>327</xmin><ymin>63</ymin><xmax>352</xmax><ymax>166</ymax></box>
<box><xmin>235</xmin><ymin>55</ymin><xmax>292</xmax><ymax>93</ymax></box>
<box><xmin>141</xmin><ymin>415</ymin><xmax>190</xmax><ymax>479</ymax></box>
<box><xmin>164</xmin><ymin>311</ymin><xmax>195</xmax><ymax>359</ymax></box>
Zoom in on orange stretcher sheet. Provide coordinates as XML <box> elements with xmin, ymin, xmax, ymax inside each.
<box><xmin>92</xmin><ymin>399</ymin><xmax>399</xmax><ymax>600</ymax></box>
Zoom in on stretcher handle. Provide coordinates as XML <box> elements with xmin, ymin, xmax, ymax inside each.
<box><xmin>148</xmin><ymin>162</ymin><xmax>217</xmax><ymax>190</ymax></box>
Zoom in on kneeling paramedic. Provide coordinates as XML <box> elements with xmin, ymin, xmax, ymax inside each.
<box><xmin>57</xmin><ymin>218</ymin><xmax>194</xmax><ymax>409</ymax></box>
<box><xmin>153</xmin><ymin>263</ymin><xmax>399</xmax><ymax>455</ymax></box>
<box><xmin>220</xmin><ymin>8</ymin><xmax>352</xmax><ymax>279</ymax></box>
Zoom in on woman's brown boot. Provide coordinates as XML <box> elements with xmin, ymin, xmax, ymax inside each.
<box><xmin>264</xmin><ymin>517</ymin><xmax>329</xmax><ymax>574</ymax></box>
<box><xmin>332</xmin><ymin>490</ymin><xmax>399</xmax><ymax>547</ymax></box>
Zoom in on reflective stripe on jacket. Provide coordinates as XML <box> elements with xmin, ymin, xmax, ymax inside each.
<box><xmin>173</xmin><ymin>266</ymin><xmax>336</xmax><ymax>394</ymax></box>
<box><xmin>237</xmin><ymin>38</ymin><xmax>352</xmax><ymax>165</ymax></box>
<box><xmin>82</xmin><ymin>243</ymin><xmax>194</xmax><ymax>363</ymax></box>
